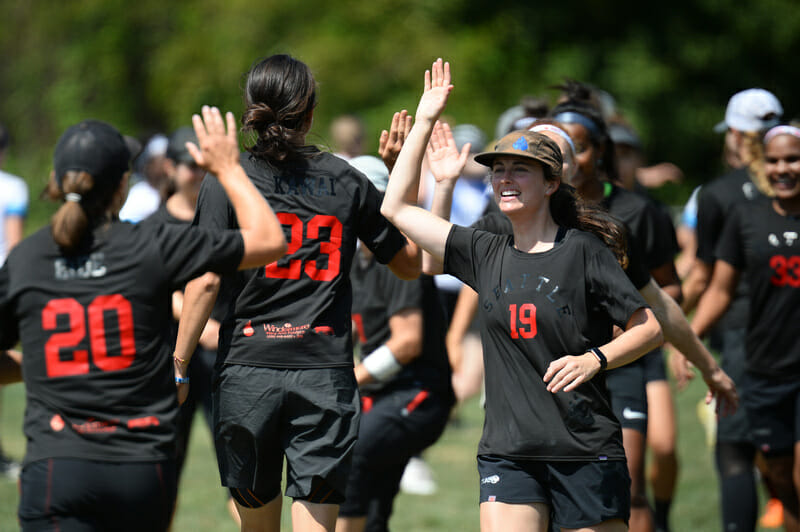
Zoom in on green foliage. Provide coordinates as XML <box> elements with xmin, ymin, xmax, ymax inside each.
<box><xmin>1</xmin><ymin>0</ymin><xmax>799</xmax><ymax>208</ymax></box>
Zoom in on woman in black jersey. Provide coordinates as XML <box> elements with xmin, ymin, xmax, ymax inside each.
<box><xmin>550</xmin><ymin>92</ymin><xmax>682</xmax><ymax>532</ymax></box>
<box><xmin>336</xmin><ymin>155</ymin><xmax>455</xmax><ymax>532</ymax></box>
<box><xmin>382</xmin><ymin>59</ymin><xmax>663</xmax><ymax>532</ymax></box>
<box><xmin>0</xmin><ymin>108</ymin><xmax>287</xmax><ymax>531</ymax></box>
<box><xmin>173</xmin><ymin>54</ymin><xmax>420</xmax><ymax>532</ymax></box>
<box><xmin>692</xmin><ymin>125</ymin><xmax>800</xmax><ymax>531</ymax></box>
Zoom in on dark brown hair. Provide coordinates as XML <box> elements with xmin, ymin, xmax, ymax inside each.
<box><xmin>549</xmin><ymin>184</ymin><xmax>628</xmax><ymax>268</ymax></box>
<box><xmin>45</xmin><ymin>170</ymin><xmax>122</xmax><ymax>252</ymax></box>
<box><xmin>242</xmin><ymin>54</ymin><xmax>317</xmax><ymax>163</ymax></box>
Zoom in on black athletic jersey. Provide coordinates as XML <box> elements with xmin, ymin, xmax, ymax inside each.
<box><xmin>602</xmin><ymin>183</ymin><xmax>678</xmax><ymax>272</ymax></box>
<box><xmin>142</xmin><ymin>204</ymin><xmax>229</xmax><ymax>324</ymax></box>
<box><xmin>193</xmin><ymin>150</ymin><xmax>407</xmax><ymax>368</ymax></box>
<box><xmin>351</xmin><ymin>255</ymin><xmax>453</xmax><ymax>396</ymax></box>
<box><xmin>472</xmin><ymin>210</ymin><xmax>651</xmax><ymax>291</ymax></box>
<box><xmin>444</xmin><ymin>225</ymin><xmax>648</xmax><ymax>460</ymax></box>
<box><xmin>716</xmin><ymin>197</ymin><xmax>800</xmax><ymax>378</ymax></box>
<box><xmin>696</xmin><ymin>168</ymin><xmax>760</xmax><ymax>330</ymax></box>
<box><xmin>0</xmin><ymin>221</ymin><xmax>243</xmax><ymax>464</ymax></box>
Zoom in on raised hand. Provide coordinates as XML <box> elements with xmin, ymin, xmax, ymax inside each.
<box><xmin>427</xmin><ymin>121</ymin><xmax>470</xmax><ymax>184</ymax></box>
<box><xmin>186</xmin><ymin>105</ymin><xmax>240</xmax><ymax>177</ymax></box>
<box><xmin>415</xmin><ymin>58</ymin><xmax>454</xmax><ymax>124</ymax></box>
<box><xmin>379</xmin><ymin>110</ymin><xmax>413</xmax><ymax>172</ymax></box>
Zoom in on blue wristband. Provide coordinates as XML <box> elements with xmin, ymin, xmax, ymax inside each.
<box><xmin>175</xmin><ymin>376</ymin><xmax>190</xmax><ymax>384</ymax></box>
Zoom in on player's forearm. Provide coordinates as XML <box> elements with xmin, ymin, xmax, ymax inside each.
<box><xmin>382</xmin><ymin>117</ymin><xmax>436</xmax><ymax>221</ymax></box>
<box><xmin>215</xmin><ymin>164</ymin><xmax>287</xmax><ymax>269</ymax></box>
<box><xmin>603</xmin><ymin>308</ymin><xmax>663</xmax><ymax>371</ymax></box>
<box><xmin>0</xmin><ymin>350</ymin><xmax>22</xmax><ymax>384</ymax></box>
<box><xmin>174</xmin><ymin>272</ymin><xmax>220</xmax><ymax>362</ymax></box>
<box><xmin>648</xmin><ymin>284</ymin><xmax>720</xmax><ymax>377</ymax></box>
<box><xmin>680</xmin><ymin>260</ymin><xmax>711</xmax><ymax>313</ymax></box>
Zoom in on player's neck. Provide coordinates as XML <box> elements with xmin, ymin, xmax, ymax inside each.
<box><xmin>773</xmin><ymin>196</ymin><xmax>800</xmax><ymax>218</ymax></box>
<box><xmin>510</xmin><ymin>210</ymin><xmax>560</xmax><ymax>254</ymax></box>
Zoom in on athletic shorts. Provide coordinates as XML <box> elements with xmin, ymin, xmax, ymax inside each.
<box><xmin>641</xmin><ymin>348</ymin><xmax>667</xmax><ymax>383</ymax></box>
<box><xmin>605</xmin><ymin>360</ymin><xmax>648</xmax><ymax>433</ymax></box>
<box><xmin>477</xmin><ymin>455</ymin><xmax>630</xmax><ymax>529</ymax></box>
<box><xmin>339</xmin><ymin>385</ymin><xmax>452</xmax><ymax>526</ymax></box>
<box><xmin>18</xmin><ymin>457</ymin><xmax>177</xmax><ymax>532</ymax></box>
<box><xmin>741</xmin><ymin>371</ymin><xmax>800</xmax><ymax>456</ymax></box>
<box><xmin>715</xmin><ymin>328</ymin><xmax>753</xmax><ymax>444</ymax></box>
<box><xmin>214</xmin><ymin>364</ymin><xmax>360</xmax><ymax>506</ymax></box>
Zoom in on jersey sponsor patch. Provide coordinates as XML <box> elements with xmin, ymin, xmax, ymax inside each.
<box><xmin>481</xmin><ymin>474</ymin><xmax>500</xmax><ymax>485</ymax></box>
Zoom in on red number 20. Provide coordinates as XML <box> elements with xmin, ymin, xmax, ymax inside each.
<box><xmin>264</xmin><ymin>213</ymin><xmax>343</xmax><ymax>281</ymax></box>
<box><xmin>42</xmin><ymin>295</ymin><xmax>136</xmax><ymax>378</ymax></box>
<box><xmin>509</xmin><ymin>303</ymin><xmax>537</xmax><ymax>339</ymax></box>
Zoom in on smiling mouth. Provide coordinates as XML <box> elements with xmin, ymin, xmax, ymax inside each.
<box><xmin>499</xmin><ymin>190</ymin><xmax>520</xmax><ymax>199</ymax></box>
<box><xmin>771</xmin><ymin>176</ymin><xmax>798</xmax><ymax>190</ymax></box>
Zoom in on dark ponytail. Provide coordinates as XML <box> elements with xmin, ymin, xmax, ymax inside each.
<box><xmin>550</xmin><ymin>184</ymin><xmax>628</xmax><ymax>268</ymax></box>
<box><xmin>242</xmin><ymin>54</ymin><xmax>317</xmax><ymax>163</ymax></box>
<box><xmin>46</xmin><ymin>170</ymin><xmax>122</xmax><ymax>253</ymax></box>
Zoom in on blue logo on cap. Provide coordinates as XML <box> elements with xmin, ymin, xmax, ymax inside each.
<box><xmin>512</xmin><ymin>136</ymin><xmax>529</xmax><ymax>151</ymax></box>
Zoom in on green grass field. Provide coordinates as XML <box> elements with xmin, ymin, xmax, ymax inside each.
<box><xmin>0</xmin><ymin>376</ymin><xmax>777</xmax><ymax>531</ymax></box>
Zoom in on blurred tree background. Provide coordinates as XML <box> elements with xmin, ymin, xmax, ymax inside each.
<box><xmin>1</xmin><ymin>0</ymin><xmax>798</xmax><ymax>219</ymax></box>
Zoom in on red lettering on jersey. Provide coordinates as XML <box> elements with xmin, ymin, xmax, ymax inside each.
<box><xmin>41</xmin><ymin>295</ymin><xmax>137</xmax><ymax>378</ymax></box>
<box><xmin>264</xmin><ymin>212</ymin><xmax>303</xmax><ymax>279</ymax></box>
<box><xmin>770</xmin><ymin>255</ymin><xmax>800</xmax><ymax>287</ymax></box>
<box><xmin>127</xmin><ymin>416</ymin><xmax>160</xmax><ymax>429</ymax></box>
<box><xmin>352</xmin><ymin>314</ymin><xmax>367</xmax><ymax>343</ymax></box>
<box><xmin>313</xmin><ymin>325</ymin><xmax>334</xmax><ymax>335</ymax></box>
<box><xmin>264</xmin><ymin>213</ymin><xmax>343</xmax><ymax>281</ymax></box>
<box><xmin>305</xmin><ymin>215</ymin><xmax>343</xmax><ymax>281</ymax></box>
<box><xmin>88</xmin><ymin>294</ymin><xmax>136</xmax><ymax>372</ymax></box>
<box><xmin>43</xmin><ymin>299</ymin><xmax>89</xmax><ymax>378</ymax></box>
<box><xmin>509</xmin><ymin>303</ymin><xmax>537</xmax><ymax>340</ymax></box>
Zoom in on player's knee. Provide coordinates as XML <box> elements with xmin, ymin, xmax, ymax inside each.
<box><xmin>229</xmin><ymin>486</ymin><xmax>279</xmax><ymax>509</ymax></box>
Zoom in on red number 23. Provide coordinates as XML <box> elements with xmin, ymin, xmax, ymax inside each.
<box><xmin>264</xmin><ymin>213</ymin><xmax>343</xmax><ymax>282</ymax></box>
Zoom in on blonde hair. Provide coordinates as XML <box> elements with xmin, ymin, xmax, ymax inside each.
<box><xmin>745</xmin><ymin>131</ymin><xmax>774</xmax><ymax>197</ymax></box>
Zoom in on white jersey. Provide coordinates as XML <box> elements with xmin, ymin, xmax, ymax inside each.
<box><xmin>0</xmin><ymin>169</ymin><xmax>29</xmax><ymax>264</ymax></box>
<box><xmin>119</xmin><ymin>180</ymin><xmax>161</xmax><ymax>223</ymax></box>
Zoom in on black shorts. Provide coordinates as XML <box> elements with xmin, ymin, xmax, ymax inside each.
<box><xmin>339</xmin><ymin>385</ymin><xmax>452</xmax><ymax>525</ymax></box>
<box><xmin>742</xmin><ymin>371</ymin><xmax>800</xmax><ymax>456</ymax></box>
<box><xmin>606</xmin><ymin>360</ymin><xmax>648</xmax><ymax>433</ymax></box>
<box><xmin>641</xmin><ymin>348</ymin><xmax>667</xmax><ymax>383</ymax></box>
<box><xmin>214</xmin><ymin>364</ymin><xmax>359</xmax><ymax>506</ymax></box>
<box><xmin>19</xmin><ymin>457</ymin><xmax>177</xmax><ymax>532</ymax></box>
<box><xmin>477</xmin><ymin>455</ymin><xmax>630</xmax><ymax>529</ymax></box>
<box><xmin>715</xmin><ymin>328</ymin><xmax>753</xmax><ymax>444</ymax></box>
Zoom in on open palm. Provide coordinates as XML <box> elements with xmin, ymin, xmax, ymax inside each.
<box><xmin>415</xmin><ymin>58</ymin><xmax>454</xmax><ymax>124</ymax></box>
<box><xmin>427</xmin><ymin>121</ymin><xmax>470</xmax><ymax>183</ymax></box>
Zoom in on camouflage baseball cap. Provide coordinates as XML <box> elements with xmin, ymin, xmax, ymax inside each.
<box><xmin>474</xmin><ymin>130</ymin><xmax>562</xmax><ymax>179</ymax></box>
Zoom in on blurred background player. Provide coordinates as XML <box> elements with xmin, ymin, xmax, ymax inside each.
<box><xmin>337</xmin><ymin>154</ymin><xmax>454</xmax><ymax>532</ymax></box>
<box><xmin>0</xmin><ymin>122</ymin><xmax>27</xmax><ymax>480</ymax></box>
<box><xmin>681</xmin><ymin>88</ymin><xmax>784</xmax><ymax>532</ymax></box>
<box><xmin>330</xmin><ymin>114</ymin><xmax>366</xmax><ymax>162</ymax></box>
<box><xmin>118</xmin><ymin>133</ymin><xmax>170</xmax><ymax>223</ymax></box>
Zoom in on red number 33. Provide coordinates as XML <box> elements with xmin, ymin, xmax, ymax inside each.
<box><xmin>264</xmin><ymin>213</ymin><xmax>343</xmax><ymax>282</ymax></box>
<box><xmin>770</xmin><ymin>255</ymin><xmax>800</xmax><ymax>287</ymax></box>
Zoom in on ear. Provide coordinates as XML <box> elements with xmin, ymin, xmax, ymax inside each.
<box><xmin>545</xmin><ymin>180</ymin><xmax>560</xmax><ymax>196</ymax></box>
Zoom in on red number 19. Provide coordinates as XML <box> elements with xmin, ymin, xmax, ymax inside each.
<box><xmin>509</xmin><ymin>303</ymin><xmax>537</xmax><ymax>339</ymax></box>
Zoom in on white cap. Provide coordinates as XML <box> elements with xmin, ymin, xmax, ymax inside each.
<box><xmin>714</xmin><ymin>89</ymin><xmax>783</xmax><ymax>133</ymax></box>
<box><xmin>349</xmin><ymin>155</ymin><xmax>389</xmax><ymax>192</ymax></box>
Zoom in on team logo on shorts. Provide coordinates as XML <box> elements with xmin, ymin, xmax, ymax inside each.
<box><xmin>50</xmin><ymin>414</ymin><xmax>65</xmax><ymax>432</ymax></box>
<box><xmin>481</xmin><ymin>474</ymin><xmax>500</xmax><ymax>485</ymax></box>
